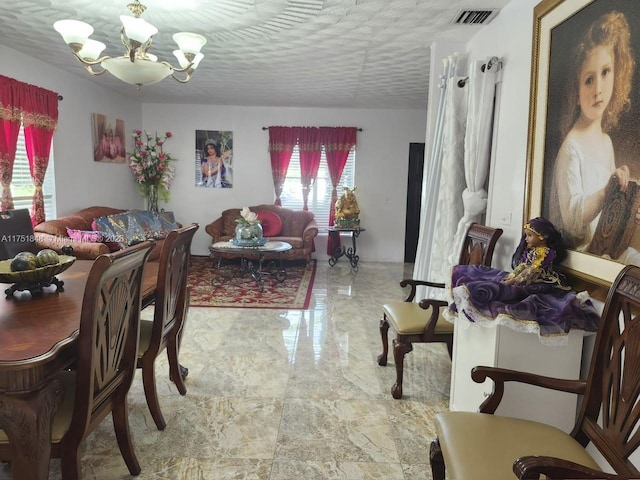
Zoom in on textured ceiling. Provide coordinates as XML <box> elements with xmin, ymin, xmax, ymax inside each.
<box><xmin>0</xmin><ymin>0</ymin><xmax>510</xmax><ymax>109</ymax></box>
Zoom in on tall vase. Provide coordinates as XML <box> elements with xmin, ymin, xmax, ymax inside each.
<box><xmin>146</xmin><ymin>183</ymin><xmax>159</xmax><ymax>213</ymax></box>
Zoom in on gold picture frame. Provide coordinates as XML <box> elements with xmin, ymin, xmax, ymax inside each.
<box><xmin>525</xmin><ymin>0</ymin><xmax>640</xmax><ymax>291</ymax></box>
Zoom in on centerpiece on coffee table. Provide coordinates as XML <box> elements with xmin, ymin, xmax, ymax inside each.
<box><xmin>232</xmin><ymin>207</ymin><xmax>267</xmax><ymax>246</ymax></box>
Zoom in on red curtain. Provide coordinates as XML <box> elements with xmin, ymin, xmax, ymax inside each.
<box><xmin>22</xmin><ymin>84</ymin><xmax>58</xmax><ymax>225</ymax></box>
<box><xmin>298</xmin><ymin>127</ymin><xmax>321</xmax><ymax>211</ymax></box>
<box><xmin>321</xmin><ymin>127</ymin><xmax>357</xmax><ymax>255</ymax></box>
<box><xmin>0</xmin><ymin>76</ymin><xmax>58</xmax><ymax>225</ymax></box>
<box><xmin>268</xmin><ymin>126</ymin><xmax>298</xmax><ymax>205</ymax></box>
<box><xmin>0</xmin><ymin>76</ymin><xmax>22</xmax><ymax>211</ymax></box>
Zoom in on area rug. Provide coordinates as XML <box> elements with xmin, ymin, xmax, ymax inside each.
<box><xmin>187</xmin><ymin>256</ymin><xmax>316</xmax><ymax>309</ymax></box>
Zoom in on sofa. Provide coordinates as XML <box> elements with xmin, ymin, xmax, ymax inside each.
<box><xmin>205</xmin><ymin>204</ymin><xmax>318</xmax><ymax>264</ymax></box>
<box><xmin>34</xmin><ymin>206</ymin><xmax>174</xmax><ymax>261</ymax></box>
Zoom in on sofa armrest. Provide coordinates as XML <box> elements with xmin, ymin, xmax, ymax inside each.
<box><xmin>205</xmin><ymin>217</ymin><xmax>225</xmax><ymax>243</ymax></box>
<box><xmin>35</xmin><ymin>233</ymin><xmax>111</xmax><ymax>260</ymax></box>
<box><xmin>302</xmin><ymin>219</ymin><xmax>319</xmax><ymax>248</ymax></box>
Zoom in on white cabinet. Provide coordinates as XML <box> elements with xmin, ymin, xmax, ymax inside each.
<box><xmin>449</xmin><ymin>323</ymin><xmax>586</xmax><ymax>433</ymax></box>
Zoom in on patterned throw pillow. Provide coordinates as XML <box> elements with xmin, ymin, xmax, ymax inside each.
<box><xmin>257</xmin><ymin>211</ymin><xmax>283</xmax><ymax>237</ymax></box>
<box><xmin>92</xmin><ymin>210</ymin><xmax>179</xmax><ymax>249</ymax></box>
<box><xmin>66</xmin><ymin>227</ymin><xmax>103</xmax><ymax>243</ymax></box>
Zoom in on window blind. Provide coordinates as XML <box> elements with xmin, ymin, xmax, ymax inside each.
<box><xmin>280</xmin><ymin>146</ymin><xmax>355</xmax><ymax>228</ymax></box>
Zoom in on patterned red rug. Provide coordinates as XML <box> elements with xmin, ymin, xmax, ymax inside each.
<box><xmin>187</xmin><ymin>256</ymin><xmax>316</xmax><ymax>309</ymax></box>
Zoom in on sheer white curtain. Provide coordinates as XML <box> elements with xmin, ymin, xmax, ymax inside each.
<box><xmin>413</xmin><ymin>54</ymin><xmax>468</xmax><ymax>299</ymax></box>
<box><xmin>449</xmin><ymin>57</ymin><xmax>502</xmax><ymax>265</ymax></box>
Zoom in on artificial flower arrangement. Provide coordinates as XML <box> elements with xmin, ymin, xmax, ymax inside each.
<box><xmin>128</xmin><ymin>130</ymin><xmax>176</xmax><ymax>211</ymax></box>
<box><xmin>234</xmin><ymin>207</ymin><xmax>264</xmax><ymax>244</ymax></box>
<box><xmin>236</xmin><ymin>207</ymin><xmax>261</xmax><ymax>227</ymax></box>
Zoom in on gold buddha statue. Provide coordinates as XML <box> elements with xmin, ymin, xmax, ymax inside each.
<box><xmin>334</xmin><ymin>186</ymin><xmax>361</xmax><ymax>228</ymax></box>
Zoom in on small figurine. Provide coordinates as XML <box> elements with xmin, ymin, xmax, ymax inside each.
<box><xmin>445</xmin><ymin>217</ymin><xmax>600</xmax><ymax>344</ymax></box>
<box><xmin>334</xmin><ymin>186</ymin><xmax>360</xmax><ymax>228</ymax></box>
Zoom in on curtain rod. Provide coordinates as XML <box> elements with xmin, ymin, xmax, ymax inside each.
<box><xmin>261</xmin><ymin>127</ymin><xmax>362</xmax><ymax>131</ymax></box>
<box><xmin>458</xmin><ymin>56</ymin><xmax>503</xmax><ymax>88</ymax></box>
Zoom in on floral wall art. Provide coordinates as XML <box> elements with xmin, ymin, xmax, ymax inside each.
<box><xmin>91</xmin><ymin>113</ymin><xmax>126</xmax><ymax>163</ymax></box>
<box><xmin>195</xmin><ymin>129</ymin><xmax>233</xmax><ymax>188</ymax></box>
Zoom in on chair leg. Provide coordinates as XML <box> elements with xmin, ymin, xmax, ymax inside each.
<box><xmin>391</xmin><ymin>339</ymin><xmax>412</xmax><ymax>399</ymax></box>
<box><xmin>141</xmin><ymin>356</ymin><xmax>167</xmax><ymax>431</ymax></box>
<box><xmin>112</xmin><ymin>398</ymin><xmax>141</xmax><ymax>476</ymax></box>
<box><xmin>59</xmin><ymin>439</ymin><xmax>82</xmax><ymax>480</ymax></box>
<box><xmin>169</xmin><ymin>294</ymin><xmax>189</xmax><ymax>393</ymax></box>
<box><xmin>377</xmin><ymin>315</ymin><xmax>390</xmax><ymax>366</ymax></box>
<box><xmin>430</xmin><ymin>438</ymin><xmax>446</xmax><ymax>480</ymax></box>
<box><xmin>167</xmin><ymin>338</ymin><xmax>187</xmax><ymax>396</ymax></box>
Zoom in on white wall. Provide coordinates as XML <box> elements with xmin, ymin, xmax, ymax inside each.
<box><xmin>1</xmin><ymin>44</ymin><xmax>143</xmax><ymax>216</ymax></box>
<box><xmin>466</xmin><ymin>0</ymin><xmax>539</xmax><ymax>270</ymax></box>
<box><xmin>142</xmin><ymin>104</ymin><xmax>427</xmax><ymax>258</ymax></box>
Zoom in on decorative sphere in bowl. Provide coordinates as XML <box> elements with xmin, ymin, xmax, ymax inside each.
<box><xmin>0</xmin><ymin>255</ymin><xmax>76</xmax><ymax>285</ymax></box>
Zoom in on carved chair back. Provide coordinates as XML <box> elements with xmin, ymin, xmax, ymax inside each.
<box><xmin>574</xmin><ymin>264</ymin><xmax>640</xmax><ymax>476</ymax></box>
<box><xmin>70</xmin><ymin>241</ymin><xmax>153</xmax><ymax>438</ymax></box>
<box><xmin>148</xmin><ymin>223</ymin><xmax>198</xmax><ymax>356</ymax></box>
<box><xmin>0</xmin><ymin>209</ymin><xmax>37</xmax><ymax>260</ymax></box>
<box><xmin>458</xmin><ymin>223</ymin><xmax>503</xmax><ymax>267</ymax></box>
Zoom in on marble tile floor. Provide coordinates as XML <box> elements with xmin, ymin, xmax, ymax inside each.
<box><xmin>0</xmin><ymin>261</ymin><xmax>452</xmax><ymax>480</ymax></box>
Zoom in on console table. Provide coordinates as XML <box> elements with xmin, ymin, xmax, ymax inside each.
<box><xmin>327</xmin><ymin>227</ymin><xmax>365</xmax><ymax>270</ymax></box>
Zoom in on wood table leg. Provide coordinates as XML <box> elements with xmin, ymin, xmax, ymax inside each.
<box><xmin>0</xmin><ymin>379</ymin><xmax>64</xmax><ymax>480</ymax></box>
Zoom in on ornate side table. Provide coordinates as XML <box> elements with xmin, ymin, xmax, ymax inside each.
<box><xmin>327</xmin><ymin>227</ymin><xmax>365</xmax><ymax>270</ymax></box>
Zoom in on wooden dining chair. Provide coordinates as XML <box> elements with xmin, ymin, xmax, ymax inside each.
<box><xmin>0</xmin><ymin>208</ymin><xmax>38</xmax><ymax>260</ymax></box>
<box><xmin>430</xmin><ymin>264</ymin><xmax>640</xmax><ymax>480</ymax></box>
<box><xmin>377</xmin><ymin>223</ymin><xmax>503</xmax><ymax>399</ymax></box>
<box><xmin>137</xmin><ymin>223</ymin><xmax>199</xmax><ymax>430</ymax></box>
<box><xmin>0</xmin><ymin>241</ymin><xmax>154</xmax><ymax>479</ymax></box>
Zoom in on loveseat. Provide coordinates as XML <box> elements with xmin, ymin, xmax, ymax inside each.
<box><xmin>34</xmin><ymin>206</ymin><xmax>174</xmax><ymax>261</ymax></box>
<box><xmin>205</xmin><ymin>204</ymin><xmax>318</xmax><ymax>265</ymax></box>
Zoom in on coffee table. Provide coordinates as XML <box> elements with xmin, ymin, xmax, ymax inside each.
<box><xmin>209</xmin><ymin>240</ymin><xmax>292</xmax><ymax>292</ymax></box>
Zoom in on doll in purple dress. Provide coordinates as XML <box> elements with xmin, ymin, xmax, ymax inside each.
<box><xmin>446</xmin><ymin>217</ymin><xmax>600</xmax><ymax>345</ymax></box>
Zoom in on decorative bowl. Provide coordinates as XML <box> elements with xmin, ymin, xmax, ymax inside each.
<box><xmin>230</xmin><ymin>237</ymin><xmax>269</xmax><ymax>247</ymax></box>
<box><xmin>0</xmin><ymin>255</ymin><xmax>76</xmax><ymax>285</ymax></box>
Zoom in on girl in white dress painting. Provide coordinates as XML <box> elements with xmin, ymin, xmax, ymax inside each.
<box><xmin>549</xmin><ymin>11</ymin><xmax>640</xmax><ymax>264</ymax></box>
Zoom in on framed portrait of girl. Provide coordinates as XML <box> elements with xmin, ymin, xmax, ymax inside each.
<box><xmin>526</xmin><ymin>0</ymin><xmax>640</xmax><ymax>287</ymax></box>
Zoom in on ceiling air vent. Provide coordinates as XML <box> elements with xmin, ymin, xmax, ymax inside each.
<box><xmin>451</xmin><ymin>9</ymin><xmax>499</xmax><ymax>25</ymax></box>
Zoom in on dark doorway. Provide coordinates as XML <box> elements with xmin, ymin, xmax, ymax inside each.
<box><xmin>404</xmin><ymin>143</ymin><xmax>425</xmax><ymax>263</ymax></box>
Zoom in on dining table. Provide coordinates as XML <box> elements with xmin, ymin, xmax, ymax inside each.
<box><xmin>0</xmin><ymin>258</ymin><xmax>158</xmax><ymax>480</ymax></box>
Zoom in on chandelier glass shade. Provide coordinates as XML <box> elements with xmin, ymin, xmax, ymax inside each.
<box><xmin>53</xmin><ymin>1</ymin><xmax>206</xmax><ymax>87</ymax></box>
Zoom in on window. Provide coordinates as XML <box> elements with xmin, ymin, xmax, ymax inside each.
<box><xmin>280</xmin><ymin>146</ymin><xmax>355</xmax><ymax>228</ymax></box>
<box><xmin>11</xmin><ymin>126</ymin><xmax>56</xmax><ymax>218</ymax></box>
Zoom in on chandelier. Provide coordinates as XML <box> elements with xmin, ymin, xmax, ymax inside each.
<box><xmin>53</xmin><ymin>0</ymin><xmax>206</xmax><ymax>88</ymax></box>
